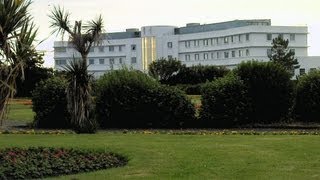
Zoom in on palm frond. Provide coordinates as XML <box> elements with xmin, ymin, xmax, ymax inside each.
<box><xmin>49</xmin><ymin>5</ymin><xmax>72</xmax><ymax>38</ymax></box>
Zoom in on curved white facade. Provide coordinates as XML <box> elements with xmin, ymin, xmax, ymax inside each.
<box><xmin>54</xmin><ymin>19</ymin><xmax>320</xmax><ymax>77</ymax></box>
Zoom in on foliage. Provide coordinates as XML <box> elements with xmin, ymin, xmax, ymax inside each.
<box><xmin>234</xmin><ymin>61</ymin><xmax>294</xmax><ymax>124</ymax></box>
<box><xmin>269</xmin><ymin>35</ymin><xmax>299</xmax><ymax>76</ymax></box>
<box><xmin>174</xmin><ymin>83</ymin><xmax>204</xmax><ymax>95</ymax></box>
<box><xmin>32</xmin><ymin>77</ymin><xmax>70</xmax><ymax>129</ymax></box>
<box><xmin>95</xmin><ymin>69</ymin><xmax>195</xmax><ymax>128</ymax></box>
<box><xmin>64</xmin><ymin>59</ymin><xmax>97</xmax><ymax>133</ymax></box>
<box><xmin>148</xmin><ymin>58</ymin><xmax>229</xmax><ymax>86</ymax></box>
<box><xmin>148</xmin><ymin>57</ymin><xmax>185</xmax><ymax>83</ymax></box>
<box><xmin>295</xmin><ymin>70</ymin><xmax>320</xmax><ymax>122</ymax></box>
<box><xmin>169</xmin><ymin>65</ymin><xmax>229</xmax><ymax>85</ymax></box>
<box><xmin>200</xmin><ymin>74</ymin><xmax>251</xmax><ymax>128</ymax></box>
<box><xmin>16</xmin><ymin>66</ymin><xmax>53</xmax><ymax>97</ymax></box>
<box><xmin>0</xmin><ymin>147</ymin><xmax>127</xmax><ymax>179</ymax></box>
<box><xmin>49</xmin><ymin>6</ymin><xmax>104</xmax><ymax>133</ymax></box>
<box><xmin>0</xmin><ymin>0</ymin><xmax>40</xmax><ymax>126</ymax></box>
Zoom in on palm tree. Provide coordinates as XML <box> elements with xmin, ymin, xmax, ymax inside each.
<box><xmin>49</xmin><ymin>6</ymin><xmax>104</xmax><ymax>133</ymax></box>
<box><xmin>0</xmin><ymin>0</ymin><xmax>37</xmax><ymax>125</ymax></box>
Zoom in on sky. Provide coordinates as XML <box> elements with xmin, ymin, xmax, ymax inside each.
<box><xmin>30</xmin><ymin>0</ymin><xmax>320</xmax><ymax>67</ymax></box>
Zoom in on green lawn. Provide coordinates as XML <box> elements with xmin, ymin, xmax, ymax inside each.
<box><xmin>1</xmin><ymin>133</ymin><xmax>319</xmax><ymax>179</ymax></box>
<box><xmin>7</xmin><ymin>103</ymin><xmax>34</xmax><ymax>123</ymax></box>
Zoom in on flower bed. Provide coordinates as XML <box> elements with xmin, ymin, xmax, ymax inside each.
<box><xmin>0</xmin><ymin>147</ymin><xmax>127</xmax><ymax>179</ymax></box>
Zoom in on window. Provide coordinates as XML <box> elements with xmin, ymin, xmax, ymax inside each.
<box><xmin>210</xmin><ymin>38</ymin><xmax>214</xmax><ymax>46</ymax></box>
<box><xmin>232</xmin><ymin>51</ymin><xmax>235</xmax><ymax>58</ymax></box>
<box><xmin>194</xmin><ymin>40</ymin><xmax>199</xmax><ymax>47</ymax></box>
<box><xmin>119</xmin><ymin>46</ymin><xmax>123</xmax><ymax>52</ymax></box>
<box><xmin>89</xmin><ymin>59</ymin><xmax>95</xmax><ymax>65</ymax></box>
<box><xmin>98</xmin><ymin>46</ymin><xmax>104</xmax><ymax>52</ymax></box>
<box><xmin>89</xmin><ymin>48</ymin><xmax>94</xmax><ymax>52</ymax></box>
<box><xmin>168</xmin><ymin>55</ymin><xmax>173</xmax><ymax>59</ymax></box>
<box><xmin>204</xmin><ymin>53</ymin><xmax>208</xmax><ymax>60</ymax></box>
<box><xmin>217</xmin><ymin>52</ymin><xmax>220</xmax><ymax>59</ymax></box>
<box><xmin>290</xmin><ymin>34</ymin><xmax>295</xmax><ymax>41</ymax></box>
<box><xmin>109</xmin><ymin>46</ymin><xmax>114</xmax><ymax>52</ymax></box>
<box><xmin>239</xmin><ymin>50</ymin><xmax>243</xmax><ymax>57</ymax></box>
<box><xmin>167</xmin><ymin>42</ymin><xmax>173</xmax><ymax>48</ymax></box>
<box><xmin>211</xmin><ymin>52</ymin><xmax>215</xmax><ymax>59</ymax></box>
<box><xmin>119</xmin><ymin>58</ymin><xmax>123</xmax><ymax>64</ymax></box>
<box><xmin>185</xmin><ymin>41</ymin><xmax>190</xmax><ymax>48</ymax></box>
<box><xmin>224</xmin><ymin>52</ymin><xmax>229</xmax><ymax>58</ymax></box>
<box><xmin>131</xmin><ymin>45</ymin><xmax>136</xmax><ymax>51</ymax></box>
<box><xmin>131</xmin><ymin>57</ymin><xmax>137</xmax><ymax>64</ymax></box>
<box><xmin>109</xmin><ymin>58</ymin><xmax>114</xmax><ymax>64</ymax></box>
<box><xmin>246</xmin><ymin>49</ymin><xmax>250</xmax><ymax>56</ymax></box>
<box><xmin>224</xmin><ymin>37</ymin><xmax>229</xmax><ymax>44</ymax></box>
<box><xmin>55</xmin><ymin>47</ymin><xmax>66</xmax><ymax>52</ymax></box>
<box><xmin>231</xmin><ymin>36</ymin><xmax>234</xmax><ymax>43</ymax></box>
<box><xmin>246</xmin><ymin>34</ymin><xmax>250</xmax><ymax>41</ymax></box>
<box><xmin>238</xmin><ymin>35</ymin><xmax>242</xmax><ymax>42</ymax></box>
<box><xmin>300</xmin><ymin>68</ymin><xmax>306</xmax><ymax>75</ymax></box>
<box><xmin>99</xmin><ymin>59</ymin><xmax>105</xmax><ymax>64</ymax></box>
<box><xmin>55</xmin><ymin>59</ymin><xmax>66</xmax><ymax>65</ymax></box>
<box><xmin>217</xmin><ymin>38</ymin><xmax>220</xmax><ymax>45</ymax></box>
<box><xmin>195</xmin><ymin>54</ymin><xmax>200</xmax><ymax>60</ymax></box>
<box><xmin>185</xmin><ymin>54</ymin><xmax>191</xmax><ymax>61</ymax></box>
<box><xmin>203</xmin><ymin>39</ymin><xmax>209</xmax><ymax>46</ymax></box>
<box><xmin>267</xmin><ymin>34</ymin><xmax>272</xmax><ymax>41</ymax></box>
<box><xmin>267</xmin><ymin>49</ymin><xmax>272</xmax><ymax>57</ymax></box>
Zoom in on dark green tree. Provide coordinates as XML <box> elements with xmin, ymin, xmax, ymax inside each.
<box><xmin>148</xmin><ymin>57</ymin><xmax>185</xmax><ymax>83</ymax></box>
<box><xmin>269</xmin><ymin>35</ymin><xmax>300</xmax><ymax>76</ymax></box>
<box><xmin>49</xmin><ymin>6</ymin><xmax>104</xmax><ymax>133</ymax></box>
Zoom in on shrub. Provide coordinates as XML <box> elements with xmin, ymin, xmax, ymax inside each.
<box><xmin>234</xmin><ymin>61</ymin><xmax>294</xmax><ymax>124</ymax></box>
<box><xmin>174</xmin><ymin>83</ymin><xmax>204</xmax><ymax>95</ymax></box>
<box><xmin>95</xmin><ymin>69</ymin><xmax>195</xmax><ymax>128</ymax></box>
<box><xmin>32</xmin><ymin>76</ymin><xmax>70</xmax><ymax>128</ymax></box>
<box><xmin>166</xmin><ymin>65</ymin><xmax>229</xmax><ymax>85</ymax></box>
<box><xmin>200</xmin><ymin>74</ymin><xmax>251</xmax><ymax>128</ymax></box>
<box><xmin>0</xmin><ymin>147</ymin><xmax>127</xmax><ymax>179</ymax></box>
<box><xmin>295</xmin><ymin>70</ymin><xmax>320</xmax><ymax>122</ymax></box>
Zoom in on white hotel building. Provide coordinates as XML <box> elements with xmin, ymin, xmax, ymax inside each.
<box><xmin>54</xmin><ymin>19</ymin><xmax>320</xmax><ymax>77</ymax></box>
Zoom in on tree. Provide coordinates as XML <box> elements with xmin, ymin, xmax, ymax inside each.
<box><xmin>269</xmin><ymin>35</ymin><xmax>300</xmax><ymax>76</ymax></box>
<box><xmin>49</xmin><ymin>6</ymin><xmax>104</xmax><ymax>133</ymax></box>
<box><xmin>0</xmin><ymin>0</ymin><xmax>39</xmax><ymax>125</ymax></box>
<box><xmin>148</xmin><ymin>57</ymin><xmax>185</xmax><ymax>83</ymax></box>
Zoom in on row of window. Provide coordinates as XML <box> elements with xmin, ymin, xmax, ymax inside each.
<box><xmin>184</xmin><ymin>49</ymin><xmax>250</xmax><ymax>61</ymax></box>
<box><xmin>179</xmin><ymin>34</ymin><xmax>250</xmax><ymax>49</ymax></box>
<box><xmin>56</xmin><ymin>57</ymin><xmax>137</xmax><ymax>66</ymax></box>
<box><xmin>89</xmin><ymin>45</ymin><xmax>136</xmax><ymax>53</ymax></box>
<box><xmin>267</xmin><ymin>33</ymin><xmax>295</xmax><ymax>41</ymax></box>
<box><xmin>55</xmin><ymin>45</ymin><xmax>138</xmax><ymax>54</ymax></box>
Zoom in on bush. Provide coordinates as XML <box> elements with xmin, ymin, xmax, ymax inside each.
<box><xmin>295</xmin><ymin>70</ymin><xmax>320</xmax><ymax>122</ymax></box>
<box><xmin>234</xmin><ymin>61</ymin><xmax>294</xmax><ymax>124</ymax></box>
<box><xmin>32</xmin><ymin>76</ymin><xmax>70</xmax><ymax>128</ymax></box>
<box><xmin>95</xmin><ymin>69</ymin><xmax>195</xmax><ymax>128</ymax></box>
<box><xmin>174</xmin><ymin>83</ymin><xmax>204</xmax><ymax>95</ymax></box>
<box><xmin>200</xmin><ymin>74</ymin><xmax>251</xmax><ymax>128</ymax></box>
<box><xmin>166</xmin><ymin>65</ymin><xmax>229</xmax><ymax>85</ymax></box>
<box><xmin>0</xmin><ymin>147</ymin><xmax>127</xmax><ymax>179</ymax></box>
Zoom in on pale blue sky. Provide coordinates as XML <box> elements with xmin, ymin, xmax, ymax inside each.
<box><xmin>30</xmin><ymin>0</ymin><xmax>320</xmax><ymax>67</ymax></box>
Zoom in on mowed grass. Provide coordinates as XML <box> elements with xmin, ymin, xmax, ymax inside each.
<box><xmin>7</xmin><ymin>99</ymin><xmax>34</xmax><ymax>123</ymax></box>
<box><xmin>1</xmin><ymin>133</ymin><xmax>319</xmax><ymax>179</ymax></box>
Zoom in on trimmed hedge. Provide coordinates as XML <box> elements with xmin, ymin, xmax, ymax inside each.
<box><xmin>295</xmin><ymin>70</ymin><xmax>320</xmax><ymax>122</ymax></box>
<box><xmin>200</xmin><ymin>74</ymin><xmax>251</xmax><ymax>128</ymax></box>
<box><xmin>32</xmin><ymin>77</ymin><xmax>70</xmax><ymax>128</ymax></box>
<box><xmin>234</xmin><ymin>61</ymin><xmax>294</xmax><ymax>124</ymax></box>
<box><xmin>95</xmin><ymin>69</ymin><xmax>195</xmax><ymax>128</ymax></box>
